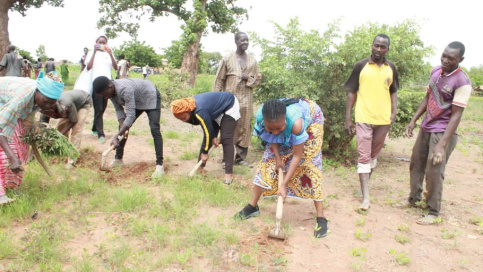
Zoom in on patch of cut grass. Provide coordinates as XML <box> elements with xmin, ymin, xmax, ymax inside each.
<box><xmin>397</xmin><ymin>223</ymin><xmax>410</xmax><ymax>232</ymax></box>
<box><xmin>164</xmin><ymin>130</ymin><xmax>180</xmax><ymax>139</ymax></box>
<box><xmin>441</xmin><ymin>228</ymin><xmax>462</xmax><ymax>239</ymax></box>
<box><xmin>0</xmin><ymin>229</ymin><xmax>17</xmax><ymax>259</ymax></box>
<box><xmin>395</xmin><ymin>235</ymin><xmax>410</xmax><ymax>245</ymax></box>
<box><xmin>354</xmin><ymin>228</ymin><xmax>372</xmax><ymax>241</ymax></box>
<box><xmin>389</xmin><ymin>249</ymin><xmax>410</xmax><ymax>266</ymax></box>
<box><xmin>112</xmin><ymin>186</ymin><xmax>152</xmax><ymax>212</ymax></box>
<box><xmin>178</xmin><ymin>150</ymin><xmax>199</xmax><ymax>160</ymax></box>
<box><xmin>355</xmin><ymin>217</ymin><xmax>366</xmax><ymax>226</ymax></box>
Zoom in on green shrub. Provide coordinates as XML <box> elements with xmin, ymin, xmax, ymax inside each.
<box><xmin>252</xmin><ymin>18</ymin><xmax>433</xmax><ymax>158</ymax></box>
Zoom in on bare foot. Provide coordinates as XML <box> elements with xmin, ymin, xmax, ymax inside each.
<box><xmin>359</xmin><ymin>198</ymin><xmax>370</xmax><ymax>210</ymax></box>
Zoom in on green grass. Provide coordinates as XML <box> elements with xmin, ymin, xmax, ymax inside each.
<box><xmin>355</xmin><ymin>217</ymin><xmax>366</xmax><ymax>226</ymax></box>
<box><xmin>469</xmin><ymin>216</ymin><xmax>483</xmax><ymax>226</ymax></box>
<box><xmin>389</xmin><ymin>249</ymin><xmax>410</xmax><ymax>266</ymax></box>
<box><xmin>441</xmin><ymin>228</ymin><xmax>462</xmax><ymax>239</ymax></box>
<box><xmin>397</xmin><ymin>223</ymin><xmax>410</xmax><ymax>232</ymax></box>
<box><xmin>178</xmin><ymin>150</ymin><xmax>199</xmax><ymax>160</ymax></box>
<box><xmin>354</xmin><ymin>229</ymin><xmax>372</xmax><ymax>241</ymax></box>
<box><xmin>164</xmin><ymin>130</ymin><xmax>180</xmax><ymax>139</ymax></box>
<box><xmin>395</xmin><ymin>235</ymin><xmax>410</xmax><ymax>245</ymax></box>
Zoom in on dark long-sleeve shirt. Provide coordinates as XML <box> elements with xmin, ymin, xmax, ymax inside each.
<box><xmin>187</xmin><ymin>92</ymin><xmax>235</xmax><ymax>154</ymax></box>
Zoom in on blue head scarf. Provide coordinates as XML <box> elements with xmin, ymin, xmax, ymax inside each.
<box><xmin>36</xmin><ymin>71</ymin><xmax>64</xmax><ymax>99</ymax></box>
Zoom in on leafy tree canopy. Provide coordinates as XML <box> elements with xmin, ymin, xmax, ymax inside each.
<box><xmin>464</xmin><ymin>66</ymin><xmax>483</xmax><ymax>87</ymax></box>
<box><xmin>98</xmin><ymin>0</ymin><xmax>247</xmax><ymax>40</ymax></box>
<box><xmin>35</xmin><ymin>44</ymin><xmax>47</xmax><ymax>62</ymax></box>
<box><xmin>98</xmin><ymin>0</ymin><xmax>248</xmax><ymax>86</ymax></box>
<box><xmin>10</xmin><ymin>0</ymin><xmax>64</xmax><ymax>16</ymax></box>
<box><xmin>18</xmin><ymin>48</ymin><xmax>33</xmax><ymax>62</ymax></box>
<box><xmin>112</xmin><ymin>40</ymin><xmax>162</xmax><ymax>67</ymax></box>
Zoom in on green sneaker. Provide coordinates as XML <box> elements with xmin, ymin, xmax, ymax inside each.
<box><xmin>99</xmin><ymin>137</ymin><xmax>106</xmax><ymax>144</ymax></box>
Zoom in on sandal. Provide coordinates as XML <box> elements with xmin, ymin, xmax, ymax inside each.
<box><xmin>235</xmin><ymin>160</ymin><xmax>253</xmax><ymax>168</ymax></box>
<box><xmin>0</xmin><ymin>195</ymin><xmax>16</xmax><ymax>206</ymax></box>
<box><xmin>416</xmin><ymin>215</ymin><xmax>441</xmax><ymax>225</ymax></box>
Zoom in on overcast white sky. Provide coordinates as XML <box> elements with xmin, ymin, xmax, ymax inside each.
<box><xmin>7</xmin><ymin>0</ymin><xmax>483</xmax><ymax>68</ymax></box>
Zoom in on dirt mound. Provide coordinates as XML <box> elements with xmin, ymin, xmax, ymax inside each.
<box><xmin>104</xmin><ymin>161</ymin><xmax>153</xmax><ymax>184</ymax></box>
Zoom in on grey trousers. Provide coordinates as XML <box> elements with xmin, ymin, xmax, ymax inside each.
<box><xmin>408</xmin><ymin>130</ymin><xmax>458</xmax><ymax>216</ymax></box>
<box><xmin>235</xmin><ymin>144</ymin><xmax>248</xmax><ymax>162</ymax></box>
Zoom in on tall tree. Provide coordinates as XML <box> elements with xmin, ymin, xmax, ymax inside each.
<box><xmin>36</xmin><ymin>44</ymin><xmax>47</xmax><ymax>62</ymax></box>
<box><xmin>0</xmin><ymin>0</ymin><xmax>64</xmax><ymax>75</ymax></box>
<box><xmin>98</xmin><ymin>0</ymin><xmax>248</xmax><ymax>87</ymax></box>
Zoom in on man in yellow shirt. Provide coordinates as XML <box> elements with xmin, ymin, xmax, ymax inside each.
<box><xmin>344</xmin><ymin>34</ymin><xmax>399</xmax><ymax>211</ymax></box>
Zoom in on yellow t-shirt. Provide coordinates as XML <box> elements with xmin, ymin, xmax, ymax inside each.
<box><xmin>344</xmin><ymin>58</ymin><xmax>399</xmax><ymax>125</ymax></box>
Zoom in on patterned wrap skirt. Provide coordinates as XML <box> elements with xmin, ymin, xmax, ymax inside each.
<box><xmin>253</xmin><ymin>100</ymin><xmax>324</xmax><ymax>201</ymax></box>
<box><xmin>0</xmin><ymin>120</ymin><xmax>30</xmax><ymax>195</ymax></box>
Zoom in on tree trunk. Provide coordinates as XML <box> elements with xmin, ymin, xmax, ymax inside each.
<box><xmin>0</xmin><ymin>1</ymin><xmax>11</xmax><ymax>76</ymax></box>
<box><xmin>180</xmin><ymin>30</ymin><xmax>203</xmax><ymax>88</ymax></box>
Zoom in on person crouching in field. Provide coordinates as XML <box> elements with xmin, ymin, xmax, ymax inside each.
<box><xmin>235</xmin><ymin>98</ymin><xmax>329</xmax><ymax>238</ymax></box>
<box><xmin>0</xmin><ymin>72</ymin><xmax>63</xmax><ymax>205</ymax></box>
<box><xmin>92</xmin><ymin>76</ymin><xmax>164</xmax><ymax>178</ymax></box>
<box><xmin>171</xmin><ymin>92</ymin><xmax>240</xmax><ymax>185</ymax></box>
<box><xmin>398</xmin><ymin>42</ymin><xmax>473</xmax><ymax>225</ymax></box>
<box><xmin>40</xmin><ymin>89</ymin><xmax>92</xmax><ymax>169</ymax></box>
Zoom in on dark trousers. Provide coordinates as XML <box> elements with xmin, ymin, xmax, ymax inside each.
<box><xmin>115</xmin><ymin>93</ymin><xmax>163</xmax><ymax>165</ymax></box>
<box><xmin>408</xmin><ymin>130</ymin><xmax>458</xmax><ymax>216</ymax></box>
<box><xmin>91</xmin><ymin>93</ymin><xmax>108</xmax><ymax>138</ymax></box>
<box><xmin>235</xmin><ymin>145</ymin><xmax>248</xmax><ymax>162</ymax></box>
<box><xmin>200</xmin><ymin>115</ymin><xmax>237</xmax><ymax>174</ymax></box>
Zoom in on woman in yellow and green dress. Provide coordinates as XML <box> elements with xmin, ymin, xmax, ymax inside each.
<box><xmin>235</xmin><ymin>97</ymin><xmax>329</xmax><ymax>238</ymax></box>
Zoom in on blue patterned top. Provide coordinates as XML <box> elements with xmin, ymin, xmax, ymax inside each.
<box><xmin>253</xmin><ymin>99</ymin><xmax>314</xmax><ymax>146</ymax></box>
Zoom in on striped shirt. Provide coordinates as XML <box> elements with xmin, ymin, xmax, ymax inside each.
<box><xmin>0</xmin><ymin>77</ymin><xmax>38</xmax><ymax>140</ymax></box>
<box><xmin>421</xmin><ymin>65</ymin><xmax>472</xmax><ymax>132</ymax></box>
<box><xmin>111</xmin><ymin>78</ymin><xmax>159</xmax><ymax>128</ymax></box>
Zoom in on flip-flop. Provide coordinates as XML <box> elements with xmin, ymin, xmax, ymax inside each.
<box><xmin>0</xmin><ymin>197</ymin><xmax>16</xmax><ymax>206</ymax></box>
<box><xmin>395</xmin><ymin>200</ymin><xmax>414</xmax><ymax>208</ymax></box>
<box><xmin>417</xmin><ymin>215</ymin><xmax>441</xmax><ymax>225</ymax></box>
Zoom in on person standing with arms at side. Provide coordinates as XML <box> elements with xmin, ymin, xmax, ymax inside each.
<box><xmin>80</xmin><ymin>47</ymin><xmax>88</xmax><ymax>72</ymax></box>
<box><xmin>0</xmin><ymin>45</ymin><xmax>23</xmax><ymax>77</ymax></box>
<box><xmin>33</xmin><ymin>58</ymin><xmax>42</xmax><ymax>79</ymax></box>
<box><xmin>21</xmin><ymin>57</ymin><xmax>32</xmax><ymax>78</ymax></box>
<box><xmin>344</xmin><ymin>34</ymin><xmax>399</xmax><ymax>211</ymax></box>
<box><xmin>44</xmin><ymin>58</ymin><xmax>55</xmax><ymax>74</ymax></box>
<box><xmin>398</xmin><ymin>42</ymin><xmax>472</xmax><ymax>225</ymax></box>
<box><xmin>212</xmin><ymin>32</ymin><xmax>261</xmax><ymax>168</ymax></box>
<box><xmin>142</xmin><ymin>65</ymin><xmax>149</xmax><ymax>80</ymax></box>
<box><xmin>85</xmin><ymin>35</ymin><xmax>118</xmax><ymax>144</ymax></box>
<box><xmin>60</xmin><ymin>60</ymin><xmax>69</xmax><ymax>83</ymax></box>
<box><xmin>117</xmin><ymin>54</ymin><xmax>128</xmax><ymax>79</ymax></box>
